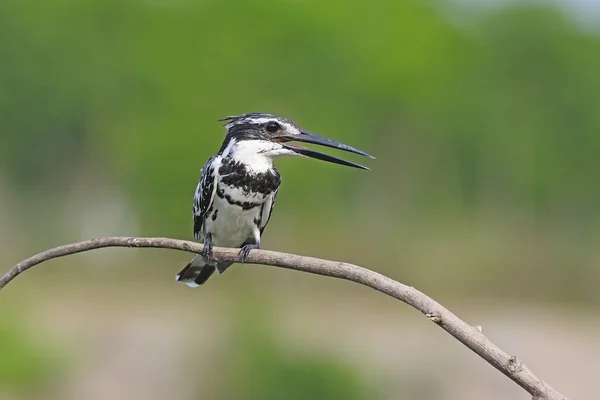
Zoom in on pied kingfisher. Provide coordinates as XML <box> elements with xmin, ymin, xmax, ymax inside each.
<box><xmin>176</xmin><ymin>113</ymin><xmax>373</xmax><ymax>287</ymax></box>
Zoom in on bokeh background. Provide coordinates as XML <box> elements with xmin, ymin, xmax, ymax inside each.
<box><xmin>1</xmin><ymin>0</ymin><xmax>599</xmax><ymax>399</ymax></box>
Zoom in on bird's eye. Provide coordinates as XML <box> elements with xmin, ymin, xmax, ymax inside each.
<box><xmin>265</xmin><ymin>121</ymin><xmax>280</xmax><ymax>133</ymax></box>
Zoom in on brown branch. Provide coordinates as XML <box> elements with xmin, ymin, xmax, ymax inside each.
<box><xmin>1</xmin><ymin>236</ymin><xmax>568</xmax><ymax>400</ymax></box>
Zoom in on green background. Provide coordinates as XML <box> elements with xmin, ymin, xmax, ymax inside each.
<box><xmin>1</xmin><ymin>1</ymin><xmax>598</xmax><ymax>399</ymax></box>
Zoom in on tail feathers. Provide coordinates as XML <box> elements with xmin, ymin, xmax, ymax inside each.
<box><xmin>176</xmin><ymin>255</ymin><xmax>215</xmax><ymax>287</ymax></box>
<box><xmin>215</xmin><ymin>261</ymin><xmax>234</xmax><ymax>275</ymax></box>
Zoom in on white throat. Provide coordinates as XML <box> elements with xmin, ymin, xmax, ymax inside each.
<box><xmin>225</xmin><ymin>139</ymin><xmax>295</xmax><ymax>173</ymax></box>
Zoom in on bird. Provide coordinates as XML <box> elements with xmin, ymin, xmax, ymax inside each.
<box><xmin>176</xmin><ymin>112</ymin><xmax>374</xmax><ymax>287</ymax></box>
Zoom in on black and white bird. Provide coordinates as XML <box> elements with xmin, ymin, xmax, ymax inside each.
<box><xmin>176</xmin><ymin>113</ymin><xmax>373</xmax><ymax>287</ymax></box>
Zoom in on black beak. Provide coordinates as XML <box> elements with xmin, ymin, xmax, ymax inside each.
<box><xmin>279</xmin><ymin>131</ymin><xmax>374</xmax><ymax>170</ymax></box>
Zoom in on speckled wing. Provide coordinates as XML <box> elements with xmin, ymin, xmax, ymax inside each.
<box><xmin>193</xmin><ymin>156</ymin><xmax>218</xmax><ymax>240</ymax></box>
<box><xmin>259</xmin><ymin>187</ymin><xmax>278</xmax><ymax>235</ymax></box>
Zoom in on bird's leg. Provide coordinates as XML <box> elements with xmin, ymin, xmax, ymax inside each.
<box><xmin>239</xmin><ymin>225</ymin><xmax>261</xmax><ymax>263</ymax></box>
<box><xmin>239</xmin><ymin>242</ymin><xmax>259</xmax><ymax>263</ymax></box>
<box><xmin>202</xmin><ymin>232</ymin><xmax>213</xmax><ymax>262</ymax></box>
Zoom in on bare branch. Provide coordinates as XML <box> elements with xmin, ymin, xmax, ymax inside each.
<box><xmin>1</xmin><ymin>236</ymin><xmax>568</xmax><ymax>400</ymax></box>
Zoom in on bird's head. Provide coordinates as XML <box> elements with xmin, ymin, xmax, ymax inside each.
<box><xmin>218</xmin><ymin>113</ymin><xmax>374</xmax><ymax>170</ymax></box>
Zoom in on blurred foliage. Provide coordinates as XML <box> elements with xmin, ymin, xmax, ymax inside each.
<box><xmin>218</xmin><ymin>298</ymin><xmax>374</xmax><ymax>400</ymax></box>
<box><xmin>0</xmin><ymin>311</ymin><xmax>60</xmax><ymax>397</ymax></box>
<box><xmin>1</xmin><ymin>0</ymin><xmax>600</xmax><ymax>236</ymax></box>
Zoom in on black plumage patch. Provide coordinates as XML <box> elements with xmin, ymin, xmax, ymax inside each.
<box><xmin>211</xmin><ymin>209</ymin><xmax>218</xmax><ymax>221</ymax></box>
<box><xmin>218</xmin><ymin>159</ymin><xmax>281</xmax><ymax>195</ymax></box>
<box><xmin>216</xmin><ymin>187</ymin><xmax>261</xmax><ymax>210</ymax></box>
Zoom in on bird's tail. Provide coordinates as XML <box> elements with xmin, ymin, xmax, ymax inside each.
<box><xmin>176</xmin><ymin>254</ymin><xmax>216</xmax><ymax>287</ymax></box>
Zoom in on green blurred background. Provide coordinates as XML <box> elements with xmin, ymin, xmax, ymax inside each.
<box><xmin>1</xmin><ymin>0</ymin><xmax>599</xmax><ymax>399</ymax></box>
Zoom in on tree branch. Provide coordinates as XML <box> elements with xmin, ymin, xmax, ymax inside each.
<box><xmin>1</xmin><ymin>236</ymin><xmax>568</xmax><ymax>400</ymax></box>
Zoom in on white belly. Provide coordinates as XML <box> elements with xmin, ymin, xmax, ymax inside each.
<box><xmin>203</xmin><ymin>195</ymin><xmax>263</xmax><ymax>248</ymax></box>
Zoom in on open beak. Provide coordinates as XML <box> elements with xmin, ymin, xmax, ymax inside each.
<box><xmin>279</xmin><ymin>131</ymin><xmax>374</xmax><ymax>170</ymax></box>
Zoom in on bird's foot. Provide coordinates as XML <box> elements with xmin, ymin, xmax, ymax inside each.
<box><xmin>239</xmin><ymin>243</ymin><xmax>259</xmax><ymax>263</ymax></box>
<box><xmin>201</xmin><ymin>234</ymin><xmax>213</xmax><ymax>262</ymax></box>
